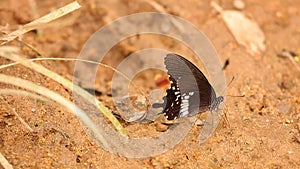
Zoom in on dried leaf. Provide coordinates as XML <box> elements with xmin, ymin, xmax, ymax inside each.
<box><xmin>211</xmin><ymin>2</ymin><xmax>265</xmax><ymax>59</ymax></box>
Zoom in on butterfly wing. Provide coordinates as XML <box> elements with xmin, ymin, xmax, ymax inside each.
<box><xmin>159</xmin><ymin>75</ymin><xmax>182</xmax><ymax>120</ymax></box>
<box><xmin>157</xmin><ymin>53</ymin><xmax>217</xmax><ymax>120</ymax></box>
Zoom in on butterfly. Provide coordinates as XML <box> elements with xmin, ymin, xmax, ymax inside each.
<box><xmin>153</xmin><ymin>53</ymin><xmax>224</xmax><ymax>120</ymax></box>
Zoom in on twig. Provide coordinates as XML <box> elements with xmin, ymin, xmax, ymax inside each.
<box><xmin>210</xmin><ymin>1</ymin><xmax>223</xmax><ymax>13</ymax></box>
<box><xmin>0</xmin><ymin>152</ymin><xmax>13</xmax><ymax>169</ymax></box>
<box><xmin>16</xmin><ymin>39</ymin><xmax>42</xmax><ymax>56</ymax></box>
<box><xmin>278</xmin><ymin>49</ymin><xmax>300</xmax><ymax>72</ymax></box>
<box><xmin>144</xmin><ymin>0</ymin><xmax>167</xmax><ymax>13</ymax></box>
<box><xmin>51</xmin><ymin>128</ymin><xmax>70</xmax><ymax>139</ymax></box>
<box><xmin>0</xmin><ymin>96</ymin><xmax>34</xmax><ymax>132</ymax></box>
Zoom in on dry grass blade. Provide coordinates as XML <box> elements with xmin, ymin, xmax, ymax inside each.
<box><xmin>0</xmin><ymin>96</ymin><xmax>34</xmax><ymax>132</ymax></box>
<box><xmin>0</xmin><ymin>73</ymin><xmax>112</xmax><ymax>151</ymax></box>
<box><xmin>0</xmin><ymin>57</ymin><xmax>145</xmax><ymax>96</ymax></box>
<box><xmin>0</xmin><ymin>89</ymin><xmax>52</xmax><ymax>103</ymax></box>
<box><xmin>28</xmin><ymin>0</ymin><xmax>42</xmax><ymax>37</ymax></box>
<box><xmin>0</xmin><ymin>1</ymin><xmax>81</xmax><ymax>44</ymax></box>
<box><xmin>0</xmin><ymin>152</ymin><xmax>13</xmax><ymax>169</ymax></box>
<box><xmin>0</xmin><ymin>46</ymin><xmax>19</xmax><ymax>53</ymax></box>
<box><xmin>0</xmin><ymin>46</ymin><xmax>126</xmax><ymax>135</ymax></box>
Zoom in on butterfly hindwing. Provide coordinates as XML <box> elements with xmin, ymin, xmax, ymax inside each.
<box><xmin>161</xmin><ymin>75</ymin><xmax>182</xmax><ymax>120</ymax></box>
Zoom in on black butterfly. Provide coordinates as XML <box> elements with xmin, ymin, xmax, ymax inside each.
<box><xmin>153</xmin><ymin>53</ymin><xmax>224</xmax><ymax>120</ymax></box>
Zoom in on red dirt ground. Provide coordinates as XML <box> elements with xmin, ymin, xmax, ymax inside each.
<box><xmin>0</xmin><ymin>0</ymin><xmax>299</xmax><ymax>168</ymax></box>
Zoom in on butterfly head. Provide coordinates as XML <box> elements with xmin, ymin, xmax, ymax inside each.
<box><xmin>210</xmin><ymin>96</ymin><xmax>224</xmax><ymax>111</ymax></box>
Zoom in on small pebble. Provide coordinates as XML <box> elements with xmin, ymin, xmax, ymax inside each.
<box><xmin>195</xmin><ymin>119</ymin><xmax>204</xmax><ymax>126</ymax></box>
<box><xmin>277</xmin><ymin>103</ymin><xmax>291</xmax><ymax>114</ymax></box>
<box><xmin>233</xmin><ymin>0</ymin><xmax>245</xmax><ymax>10</ymax></box>
<box><xmin>285</xmin><ymin>119</ymin><xmax>292</xmax><ymax>124</ymax></box>
<box><xmin>155</xmin><ymin>122</ymin><xmax>169</xmax><ymax>132</ymax></box>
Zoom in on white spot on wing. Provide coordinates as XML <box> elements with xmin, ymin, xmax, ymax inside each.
<box><xmin>184</xmin><ymin>96</ymin><xmax>190</xmax><ymax>100</ymax></box>
<box><xmin>180</xmin><ymin>107</ymin><xmax>189</xmax><ymax>116</ymax></box>
<box><xmin>182</xmin><ymin>99</ymin><xmax>188</xmax><ymax>103</ymax></box>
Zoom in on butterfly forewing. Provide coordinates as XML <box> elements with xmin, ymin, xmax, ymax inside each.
<box><xmin>159</xmin><ymin>53</ymin><xmax>219</xmax><ymax>120</ymax></box>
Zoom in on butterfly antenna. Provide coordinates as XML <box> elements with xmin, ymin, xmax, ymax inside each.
<box><xmin>219</xmin><ymin>76</ymin><xmax>234</xmax><ymax>96</ymax></box>
<box><xmin>227</xmin><ymin>76</ymin><xmax>235</xmax><ymax>89</ymax></box>
<box><xmin>222</xmin><ymin>76</ymin><xmax>245</xmax><ymax>97</ymax></box>
<box><xmin>226</xmin><ymin>94</ymin><xmax>245</xmax><ymax>97</ymax></box>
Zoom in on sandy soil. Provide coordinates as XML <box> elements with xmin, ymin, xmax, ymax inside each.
<box><xmin>0</xmin><ymin>0</ymin><xmax>300</xmax><ymax>168</ymax></box>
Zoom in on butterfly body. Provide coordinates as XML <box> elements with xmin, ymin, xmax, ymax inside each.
<box><xmin>153</xmin><ymin>53</ymin><xmax>223</xmax><ymax>120</ymax></box>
